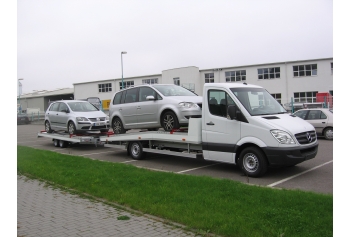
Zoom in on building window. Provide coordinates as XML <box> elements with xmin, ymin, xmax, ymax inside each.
<box><xmin>142</xmin><ymin>78</ymin><xmax>158</xmax><ymax>84</ymax></box>
<box><xmin>119</xmin><ymin>81</ymin><xmax>134</xmax><ymax>90</ymax></box>
<box><xmin>331</xmin><ymin>62</ymin><xmax>333</xmax><ymax>75</ymax></box>
<box><xmin>173</xmin><ymin>77</ymin><xmax>180</xmax><ymax>85</ymax></box>
<box><xmin>293</xmin><ymin>64</ymin><xmax>317</xmax><ymax>77</ymax></box>
<box><xmin>257</xmin><ymin>67</ymin><xmax>280</xmax><ymax>79</ymax></box>
<box><xmin>270</xmin><ymin>93</ymin><xmax>282</xmax><ymax>104</ymax></box>
<box><xmin>225</xmin><ymin>70</ymin><xmax>246</xmax><ymax>82</ymax></box>
<box><xmin>205</xmin><ymin>73</ymin><xmax>214</xmax><ymax>83</ymax></box>
<box><xmin>98</xmin><ymin>83</ymin><xmax>112</xmax><ymax>93</ymax></box>
<box><xmin>294</xmin><ymin>91</ymin><xmax>318</xmax><ymax>103</ymax></box>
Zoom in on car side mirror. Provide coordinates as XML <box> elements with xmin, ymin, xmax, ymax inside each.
<box><xmin>146</xmin><ymin>95</ymin><xmax>156</xmax><ymax>100</ymax></box>
<box><xmin>62</xmin><ymin>109</ymin><xmax>69</xmax><ymax>113</ymax></box>
<box><xmin>227</xmin><ymin>105</ymin><xmax>241</xmax><ymax>120</ymax></box>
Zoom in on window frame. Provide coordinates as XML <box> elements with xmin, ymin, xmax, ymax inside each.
<box><xmin>98</xmin><ymin>83</ymin><xmax>112</xmax><ymax>93</ymax></box>
<box><xmin>257</xmin><ymin>67</ymin><xmax>280</xmax><ymax>80</ymax></box>
<box><xmin>293</xmin><ymin>64</ymin><xmax>317</xmax><ymax>77</ymax></box>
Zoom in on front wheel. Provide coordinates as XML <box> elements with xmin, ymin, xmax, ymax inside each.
<box><xmin>323</xmin><ymin>127</ymin><xmax>333</xmax><ymax>140</ymax></box>
<box><xmin>128</xmin><ymin>141</ymin><xmax>144</xmax><ymax>160</ymax></box>
<box><xmin>238</xmin><ymin>147</ymin><xmax>268</xmax><ymax>177</ymax></box>
<box><xmin>68</xmin><ymin>122</ymin><xmax>77</xmax><ymax>135</ymax></box>
<box><xmin>161</xmin><ymin>111</ymin><xmax>179</xmax><ymax>131</ymax></box>
<box><xmin>45</xmin><ymin>121</ymin><xmax>53</xmax><ymax>133</ymax></box>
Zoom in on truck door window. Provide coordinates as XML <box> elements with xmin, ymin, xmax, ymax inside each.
<box><xmin>208</xmin><ymin>90</ymin><xmax>235</xmax><ymax>117</ymax></box>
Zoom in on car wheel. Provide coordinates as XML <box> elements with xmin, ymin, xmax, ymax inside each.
<box><xmin>68</xmin><ymin>122</ymin><xmax>77</xmax><ymax>135</ymax></box>
<box><xmin>323</xmin><ymin>127</ymin><xmax>333</xmax><ymax>140</ymax></box>
<box><xmin>128</xmin><ymin>141</ymin><xmax>144</xmax><ymax>160</ymax></box>
<box><xmin>112</xmin><ymin>117</ymin><xmax>126</xmax><ymax>134</ymax></box>
<box><xmin>238</xmin><ymin>147</ymin><xmax>268</xmax><ymax>177</ymax></box>
<box><xmin>45</xmin><ymin>121</ymin><xmax>53</xmax><ymax>133</ymax></box>
<box><xmin>161</xmin><ymin>111</ymin><xmax>179</xmax><ymax>131</ymax></box>
<box><xmin>53</xmin><ymin>139</ymin><xmax>59</xmax><ymax>147</ymax></box>
<box><xmin>59</xmin><ymin>140</ymin><xmax>68</xmax><ymax>148</ymax></box>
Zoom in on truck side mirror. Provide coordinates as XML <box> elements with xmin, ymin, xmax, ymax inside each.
<box><xmin>227</xmin><ymin>105</ymin><xmax>240</xmax><ymax>120</ymax></box>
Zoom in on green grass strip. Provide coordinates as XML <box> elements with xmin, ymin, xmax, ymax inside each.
<box><xmin>17</xmin><ymin>145</ymin><xmax>332</xmax><ymax>237</ymax></box>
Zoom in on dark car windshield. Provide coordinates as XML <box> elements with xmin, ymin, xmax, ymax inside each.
<box><xmin>230</xmin><ymin>87</ymin><xmax>286</xmax><ymax>116</ymax></box>
<box><xmin>152</xmin><ymin>85</ymin><xmax>197</xmax><ymax>97</ymax></box>
<box><xmin>67</xmin><ymin>102</ymin><xmax>99</xmax><ymax>112</ymax></box>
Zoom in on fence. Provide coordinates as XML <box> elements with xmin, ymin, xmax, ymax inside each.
<box><xmin>27</xmin><ymin>112</ymin><xmax>46</xmax><ymax>124</ymax></box>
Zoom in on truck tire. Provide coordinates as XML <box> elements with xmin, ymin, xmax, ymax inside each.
<box><xmin>45</xmin><ymin>121</ymin><xmax>53</xmax><ymax>133</ymax></box>
<box><xmin>59</xmin><ymin>140</ymin><xmax>68</xmax><ymax>148</ymax></box>
<box><xmin>112</xmin><ymin>118</ymin><xmax>126</xmax><ymax>134</ymax></box>
<box><xmin>161</xmin><ymin>111</ymin><xmax>179</xmax><ymax>131</ymax></box>
<box><xmin>239</xmin><ymin>147</ymin><xmax>268</xmax><ymax>177</ymax></box>
<box><xmin>128</xmin><ymin>141</ymin><xmax>144</xmax><ymax>160</ymax></box>
<box><xmin>323</xmin><ymin>127</ymin><xmax>333</xmax><ymax>140</ymax></box>
<box><xmin>68</xmin><ymin>122</ymin><xmax>77</xmax><ymax>135</ymax></box>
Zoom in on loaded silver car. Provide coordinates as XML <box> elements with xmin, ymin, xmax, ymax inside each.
<box><xmin>44</xmin><ymin>100</ymin><xmax>110</xmax><ymax>135</ymax></box>
<box><xmin>109</xmin><ymin>84</ymin><xmax>202</xmax><ymax>133</ymax></box>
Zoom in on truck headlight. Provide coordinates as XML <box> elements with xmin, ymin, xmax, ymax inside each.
<box><xmin>270</xmin><ymin>130</ymin><xmax>296</xmax><ymax>144</ymax></box>
<box><xmin>179</xmin><ymin>102</ymin><xmax>198</xmax><ymax>109</ymax></box>
<box><xmin>76</xmin><ymin>117</ymin><xmax>89</xmax><ymax>122</ymax></box>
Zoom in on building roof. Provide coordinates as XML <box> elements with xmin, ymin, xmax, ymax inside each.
<box><xmin>19</xmin><ymin>88</ymin><xmax>74</xmax><ymax>99</ymax></box>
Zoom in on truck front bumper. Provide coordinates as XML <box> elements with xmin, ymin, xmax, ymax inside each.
<box><xmin>262</xmin><ymin>142</ymin><xmax>319</xmax><ymax>167</ymax></box>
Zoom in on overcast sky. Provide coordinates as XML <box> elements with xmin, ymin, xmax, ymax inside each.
<box><xmin>16</xmin><ymin>0</ymin><xmax>333</xmax><ymax>94</ymax></box>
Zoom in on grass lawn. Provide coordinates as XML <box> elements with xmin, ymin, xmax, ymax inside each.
<box><xmin>17</xmin><ymin>145</ymin><xmax>333</xmax><ymax>237</ymax></box>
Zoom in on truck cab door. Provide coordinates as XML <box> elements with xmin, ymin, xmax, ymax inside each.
<box><xmin>202</xmin><ymin>89</ymin><xmax>241</xmax><ymax>163</ymax></box>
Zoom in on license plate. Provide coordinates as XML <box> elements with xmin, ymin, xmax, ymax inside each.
<box><xmin>94</xmin><ymin>122</ymin><xmax>102</xmax><ymax>126</ymax></box>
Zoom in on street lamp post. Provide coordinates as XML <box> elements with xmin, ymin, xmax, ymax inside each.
<box><xmin>18</xmin><ymin>78</ymin><xmax>24</xmax><ymax>114</ymax></box>
<box><xmin>121</xmin><ymin>51</ymin><xmax>127</xmax><ymax>89</ymax></box>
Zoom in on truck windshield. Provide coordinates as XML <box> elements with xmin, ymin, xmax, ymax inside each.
<box><xmin>230</xmin><ymin>87</ymin><xmax>286</xmax><ymax>116</ymax></box>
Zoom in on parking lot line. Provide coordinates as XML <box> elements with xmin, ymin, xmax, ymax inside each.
<box><xmin>121</xmin><ymin>160</ymin><xmax>138</xmax><ymax>163</ymax></box>
<box><xmin>79</xmin><ymin>151</ymin><xmax>119</xmax><ymax>156</ymax></box>
<box><xmin>176</xmin><ymin>163</ymin><xmax>219</xmax><ymax>174</ymax></box>
<box><xmin>267</xmin><ymin>160</ymin><xmax>333</xmax><ymax>187</ymax></box>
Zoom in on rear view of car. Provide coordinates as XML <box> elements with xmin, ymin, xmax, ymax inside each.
<box><xmin>293</xmin><ymin>108</ymin><xmax>333</xmax><ymax>140</ymax></box>
<box><xmin>17</xmin><ymin>114</ymin><xmax>30</xmax><ymax>125</ymax></box>
<box><xmin>109</xmin><ymin>84</ymin><xmax>202</xmax><ymax>134</ymax></box>
<box><xmin>44</xmin><ymin>100</ymin><xmax>109</xmax><ymax>135</ymax></box>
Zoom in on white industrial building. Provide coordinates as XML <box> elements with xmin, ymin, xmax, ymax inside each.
<box><xmin>74</xmin><ymin>57</ymin><xmax>333</xmax><ymax>111</ymax></box>
<box><xmin>18</xmin><ymin>57</ymin><xmax>333</xmax><ymax>113</ymax></box>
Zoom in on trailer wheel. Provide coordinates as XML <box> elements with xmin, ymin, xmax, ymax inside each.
<box><xmin>45</xmin><ymin>121</ymin><xmax>53</xmax><ymax>133</ymax></box>
<box><xmin>239</xmin><ymin>147</ymin><xmax>268</xmax><ymax>177</ymax></box>
<box><xmin>68</xmin><ymin>122</ymin><xmax>76</xmax><ymax>135</ymax></box>
<box><xmin>59</xmin><ymin>140</ymin><xmax>68</xmax><ymax>148</ymax></box>
<box><xmin>128</xmin><ymin>141</ymin><xmax>144</xmax><ymax>160</ymax></box>
<box><xmin>53</xmin><ymin>139</ymin><xmax>59</xmax><ymax>147</ymax></box>
<box><xmin>161</xmin><ymin>111</ymin><xmax>179</xmax><ymax>131</ymax></box>
<box><xmin>112</xmin><ymin>118</ymin><xmax>126</xmax><ymax>134</ymax></box>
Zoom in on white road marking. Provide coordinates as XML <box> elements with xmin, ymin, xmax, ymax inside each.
<box><xmin>176</xmin><ymin>163</ymin><xmax>219</xmax><ymax>174</ymax></box>
<box><xmin>78</xmin><ymin>151</ymin><xmax>119</xmax><ymax>156</ymax></box>
<box><xmin>121</xmin><ymin>160</ymin><xmax>138</xmax><ymax>163</ymax></box>
<box><xmin>267</xmin><ymin>160</ymin><xmax>333</xmax><ymax>187</ymax></box>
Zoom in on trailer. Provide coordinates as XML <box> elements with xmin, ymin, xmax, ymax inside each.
<box><xmin>37</xmin><ymin>130</ymin><xmax>113</xmax><ymax>148</ymax></box>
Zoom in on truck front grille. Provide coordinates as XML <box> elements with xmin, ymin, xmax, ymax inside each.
<box><xmin>294</xmin><ymin>131</ymin><xmax>317</xmax><ymax>144</ymax></box>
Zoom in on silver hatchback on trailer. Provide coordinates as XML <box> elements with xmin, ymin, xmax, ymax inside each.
<box><xmin>44</xmin><ymin>100</ymin><xmax>110</xmax><ymax>135</ymax></box>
